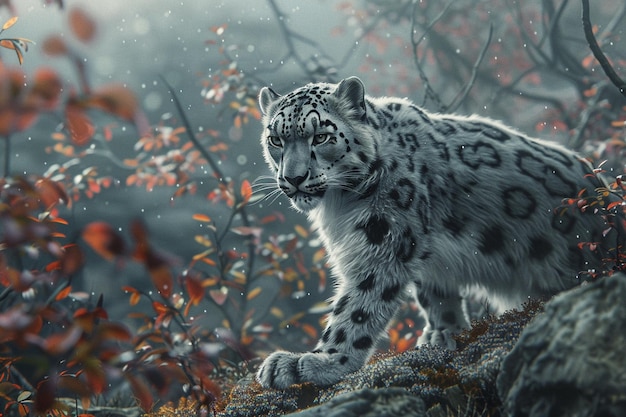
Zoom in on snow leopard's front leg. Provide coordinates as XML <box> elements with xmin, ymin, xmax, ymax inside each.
<box><xmin>256</xmin><ymin>276</ymin><xmax>405</xmax><ymax>389</ymax></box>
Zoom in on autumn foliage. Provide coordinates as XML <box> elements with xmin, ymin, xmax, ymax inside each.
<box><xmin>0</xmin><ymin>5</ymin><xmax>327</xmax><ymax>415</ymax></box>
<box><xmin>1</xmin><ymin>1</ymin><xmax>626</xmax><ymax>416</ymax></box>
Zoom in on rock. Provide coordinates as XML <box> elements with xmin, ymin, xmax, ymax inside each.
<box><xmin>283</xmin><ymin>387</ymin><xmax>426</xmax><ymax>417</ymax></box>
<box><xmin>497</xmin><ymin>274</ymin><xmax>626</xmax><ymax>417</ymax></box>
<box><xmin>218</xmin><ymin>301</ymin><xmax>543</xmax><ymax>417</ymax></box>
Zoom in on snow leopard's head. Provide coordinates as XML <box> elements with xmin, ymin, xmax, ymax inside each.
<box><xmin>258</xmin><ymin>77</ymin><xmax>376</xmax><ymax>212</ymax></box>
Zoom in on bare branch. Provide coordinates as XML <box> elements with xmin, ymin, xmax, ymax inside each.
<box><xmin>448</xmin><ymin>23</ymin><xmax>493</xmax><ymax>112</ymax></box>
<box><xmin>265</xmin><ymin>0</ymin><xmax>336</xmax><ymax>82</ymax></box>
<box><xmin>410</xmin><ymin>0</ymin><xmax>454</xmax><ymax>110</ymax></box>
<box><xmin>581</xmin><ymin>0</ymin><xmax>626</xmax><ymax>98</ymax></box>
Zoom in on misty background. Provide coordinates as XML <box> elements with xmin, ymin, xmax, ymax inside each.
<box><xmin>4</xmin><ymin>0</ymin><xmax>625</xmax><ymax>351</ymax></box>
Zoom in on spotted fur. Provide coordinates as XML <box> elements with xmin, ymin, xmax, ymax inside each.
<box><xmin>255</xmin><ymin>76</ymin><xmax>620</xmax><ymax>389</ymax></box>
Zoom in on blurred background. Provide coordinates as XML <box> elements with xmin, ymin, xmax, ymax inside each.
<box><xmin>1</xmin><ymin>0</ymin><xmax>626</xmax><ymax>408</ymax></box>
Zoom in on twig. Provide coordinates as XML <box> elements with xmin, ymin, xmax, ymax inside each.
<box><xmin>567</xmin><ymin>81</ymin><xmax>609</xmax><ymax>150</ymax></box>
<box><xmin>337</xmin><ymin>13</ymin><xmax>385</xmax><ymax>70</ymax></box>
<box><xmin>160</xmin><ymin>76</ymin><xmax>257</xmax><ymax>340</ymax></box>
<box><xmin>448</xmin><ymin>23</ymin><xmax>493</xmax><ymax>112</ymax></box>
<box><xmin>265</xmin><ymin>0</ymin><xmax>335</xmax><ymax>82</ymax></box>
<box><xmin>410</xmin><ymin>0</ymin><xmax>453</xmax><ymax>110</ymax></box>
<box><xmin>581</xmin><ymin>0</ymin><xmax>626</xmax><ymax>98</ymax></box>
<box><xmin>160</xmin><ymin>76</ymin><xmax>226</xmax><ymax>183</ymax></box>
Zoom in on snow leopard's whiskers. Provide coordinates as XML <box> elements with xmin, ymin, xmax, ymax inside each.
<box><xmin>252</xmin><ymin>175</ymin><xmax>284</xmax><ymax>206</ymax></box>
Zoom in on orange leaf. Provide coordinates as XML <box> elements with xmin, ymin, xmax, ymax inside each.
<box><xmin>123</xmin><ymin>158</ymin><xmax>139</xmax><ymax>167</ymax></box>
<box><xmin>317</xmin><ymin>269</ymin><xmax>327</xmax><ymax>292</ymax></box>
<box><xmin>129</xmin><ymin>291</ymin><xmax>141</xmax><ymax>306</ymax></box>
<box><xmin>69</xmin><ymin>7</ymin><xmax>97</xmax><ymax>43</ymax></box>
<box><xmin>240</xmin><ymin>179</ymin><xmax>252</xmax><ymax>206</ymax></box>
<box><xmin>55</xmin><ymin>285</ymin><xmax>72</xmax><ymax>301</ymax></box>
<box><xmin>294</xmin><ymin>224</ymin><xmax>309</xmax><ymax>238</ymax></box>
<box><xmin>192</xmin><ymin>213</ymin><xmax>212</xmax><ymax>222</ymax></box>
<box><xmin>246</xmin><ymin>287</ymin><xmax>262</xmax><ymax>300</ymax></box>
<box><xmin>313</xmin><ymin>248</ymin><xmax>326</xmax><ymax>264</ymax></box>
<box><xmin>2</xmin><ymin>16</ymin><xmax>18</xmax><ymax>30</ymax></box>
<box><xmin>0</xmin><ymin>39</ymin><xmax>15</xmax><ymax>50</ymax></box>
<box><xmin>300</xmin><ymin>323</ymin><xmax>318</xmax><ymax>339</ymax></box>
<box><xmin>201</xmin><ymin>257</ymin><xmax>217</xmax><ymax>266</ymax></box>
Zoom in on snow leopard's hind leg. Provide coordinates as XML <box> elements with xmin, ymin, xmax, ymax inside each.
<box><xmin>414</xmin><ymin>282</ymin><xmax>470</xmax><ymax>349</ymax></box>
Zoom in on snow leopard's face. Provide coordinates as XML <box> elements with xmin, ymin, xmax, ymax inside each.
<box><xmin>258</xmin><ymin>78</ymin><xmax>374</xmax><ymax>212</ymax></box>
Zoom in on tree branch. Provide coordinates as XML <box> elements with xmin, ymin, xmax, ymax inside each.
<box><xmin>448</xmin><ymin>23</ymin><xmax>493</xmax><ymax>112</ymax></box>
<box><xmin>581</xmin><ymin>0</ymin><xmax>626</xmax><ymax>98</ymax></box>
<box><xmin>410</xmin><ymin>0</ymin><xmax>454</xmax><ymax>110</ymax></box>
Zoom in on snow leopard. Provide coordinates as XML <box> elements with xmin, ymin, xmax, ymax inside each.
<box><xmin>255</xmin><ymin>76</ymin><xmax>621</xmax><ymax>389</ymax></box>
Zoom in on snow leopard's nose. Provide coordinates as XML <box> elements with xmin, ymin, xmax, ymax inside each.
<box><xmin>284</xmin><ymin>174</ymin><xmax>308</xmax><ymax>187</ymax></box>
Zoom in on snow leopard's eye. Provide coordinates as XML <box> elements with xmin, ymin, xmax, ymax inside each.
<box><xmin>312</xmin><ymin>133</ymin><xmax>330</xmax><ymax>146</ymax></box>
<box><xmin>267</xmin><ymin>135</ymin><xmax>282</xmax><ymax>148</ymax></box>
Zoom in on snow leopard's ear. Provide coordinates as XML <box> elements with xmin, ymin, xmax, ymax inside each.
<box><xmin>259</xmin><ymin>87</ymin><xmax>281</xmax><ymax>116</ymax></box>
<box><xmin>334</xmin><ymin>76</ymin><xmax>366</xmax><ymax>121</ymax></box>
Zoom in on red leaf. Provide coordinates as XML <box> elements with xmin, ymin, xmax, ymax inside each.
<box><xmin>98</xmin><ymin>322</ymin><xmax>132</xmax><ymax>342</ymax></box>
<box><xmin>60</xmin><ymin>243</ymin><xmax>84</xmax><ymax>275</ymax></box>
<box><xmin>65</xmin><ymin>105</ymin><xmax>95</xmax><ymax>146</ymax></box>
<box><xmin>82</xmin><ymin>222</ymin><xmax>126</xmax><ymax>261</ymax></box>
<box><xmin>130</xmin><ymin>218</ymin><xmax>149</xmax><ymax>262</ymax></box>
<box><xmin>34</xmin><ymin>377</ymin><xmax>57</xmax><ymax>414</ymax></box>
<box><xmin>152</xmin><ymin>301</ymin><xmax>168</xmax><ymax>315</ymax></box>
<box><xmin>127</xmin><ymin>375</ymin><xmax>154</xmax><ymax>412</ymax></box>
<box><xmin>42</xmin><ymin>35</ymin><xmax>68</xmax><ymax>56</ymax></box>
<box><xmin>84</xmin><ymin>358</ymin><xmax>106</xmax><ymax>394</ymax></box>
<box><xmin>88</xmin><ymin>84</ymin><xmax>151</xmax><ymax>137</ymax></box>
<box><xmin>43</xmin><ymin>325</ymin><xmax>82</xmax><ymax>355</ymax></box>
<box><xmin>209</xmin><ymin>288</ymin><xmax>228</xmax><ymax>306</ymax></box>
<box><xmin>130</xmin><ymin>219</ymin><xmax>174</xmax><ymax>298</ymax></box>
<box><xmin>69</xmin><ymin>7</ymin><xmax>97</xmax><ymax>43</ymax></box>
<box><xmin>186</xmin><ymin>274</ymin><xmax>204</xmax><ymax>306</ymax></box>
<box><xmin>35</xmin><ymin>178</ymin><xmax>68</xmax><ymax>208</ymax></box>
<box><xmin>30</xmin><ymin>68</ymin><xmax>62</xmax><ymax>109</ymax></box>
<box><xmin>149</xmin><ymin>265</ymin><xmax>173</xmax><ymax>299</ymax></box>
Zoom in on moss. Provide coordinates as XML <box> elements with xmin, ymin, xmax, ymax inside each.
<box><xmin>150</xmin><ymin>299</ymin><xmax>545</xmax><ymax>417</ymax></box>
<box><xmin>144</xmin><ymin>398</ymin><xmax>207</xmax><ymax>417</ymax></box>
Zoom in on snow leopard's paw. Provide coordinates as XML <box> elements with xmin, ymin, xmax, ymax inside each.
<box><xmin>417</xmin><ymin>328</ymin><xmax>457</xmax><ymax>350</ymax></box>
<box><xmin>256</xmin><ymin>350</ymin><xmax>354</xmax><ymax>389</ymax></box>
